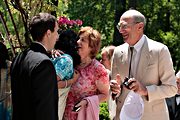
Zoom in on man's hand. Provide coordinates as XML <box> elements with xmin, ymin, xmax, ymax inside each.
<box><xmin>128</xmin><ymin>78</ymin><xmax>148</xmax><ymax>96</ymax></box>
<box><xmin>110</xmin><ymin>74</ymin><xmax>121</xmax><ymax>100</ymax></box>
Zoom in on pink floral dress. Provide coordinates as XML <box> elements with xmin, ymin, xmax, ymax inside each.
<box><xmin>63</xmin><ymin>59</ymin><xmax>109</xmax><ymax>120</ymax></box>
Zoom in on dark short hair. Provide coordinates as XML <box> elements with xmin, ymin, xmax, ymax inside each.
<box><xmin>78</xmin><ymin>26</ymin><xmax>101</xmax><ymax>59</ymax></box>
<box><xmin>29</xmin><ymin>13</ymin><xmax>57</xmax><ymax>42</ymax></box>
<box><xmin>55</xmin><ymin>29</ymin><xmax>81</xmax><ymax>67</ymax></box>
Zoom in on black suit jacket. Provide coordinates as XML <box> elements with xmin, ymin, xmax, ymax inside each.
<box><xmin>10</xmin><ymin>43</ymin><xmax>58</xmax><ymax>120</ymax></box>
<box><xmin>166</xmin><ymin>96</ymin><xmax>180</xmax><ymax>120</ymax></box>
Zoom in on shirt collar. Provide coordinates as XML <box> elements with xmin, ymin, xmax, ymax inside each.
<box><xmin>130</xmin><ymin>35</ymin><xmax>145</xmax><ymax>53</ymax></box>
<box><xmin>34</xmin><ymin>41</ymin><xmax>47</xmax><ymax>51</ymax></box>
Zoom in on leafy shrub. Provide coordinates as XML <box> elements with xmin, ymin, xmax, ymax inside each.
<box><xmin>99</xmin><ymin>102</ymin><xmax>110</xmax><ymax>120</ymax></box>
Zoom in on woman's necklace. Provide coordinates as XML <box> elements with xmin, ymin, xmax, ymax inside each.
<box><xmin>79</xmin><ymin>58</ymin><xmax>92</xmax><ymax>68</ymax></box>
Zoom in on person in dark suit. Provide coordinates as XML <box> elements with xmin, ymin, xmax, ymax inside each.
<box><xmin>10</xmin><ymin>13</ymin><xmax>59</xmax><ymax>120</ymax></box>
<box><xmin>166</xmin><ymin>71</ymin><xmax>180</xmax><ymax>120</ymax></box>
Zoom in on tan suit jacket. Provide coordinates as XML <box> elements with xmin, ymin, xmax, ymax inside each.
<box><xmin>111</xmin><ymin>35</ymin><xmax>177</xmax><ymax>120</ymax></box>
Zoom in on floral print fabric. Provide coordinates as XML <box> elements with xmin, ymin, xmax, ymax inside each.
<box><xmin>64</xmin><ymin>59</ymin><xmax>109</xmax><ymax>120</ymax></box>
<box><xmin>51</xmin><ymin>54</ymin><xmax>74</xmax><ymax>81</ymax></box>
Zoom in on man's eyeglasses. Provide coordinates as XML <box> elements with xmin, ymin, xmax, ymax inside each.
<box><xmin>116</xmin><ymin>22</ymin><xmax>140</xmax><ymax>31</ymax></box>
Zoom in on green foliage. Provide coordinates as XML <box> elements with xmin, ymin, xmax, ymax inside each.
<box><xmin>1</xmin><ymin>0</ymin><xmax>180</xmax><ymax>119</ymax></box>
<box><xmin>58</xmin><ymin>0</ymin><xmax>179</xmax><ymax>71</ymax></box>
<box><xmin>158</xmin><ymin>30</ymin><xmax>180</xmax><ymax>71</ymax></box>
<box><xmin>65</xmin><ymin>0</ymin><xmax>115</xmax><ymax>47</ymax></box>
<box><xmin>99</xmin><ymin>102</ymin><xmax>110</xmax><ymax>120</ymax></box>
<box><xmin>96</xmin><ymin>52</ymin><xmax>102</xmax><ymax>61</ymax></box>
<box><xmin>137</xmin><ymin>0</ymin><xmax>180</xmax><ymax>71</ymax></box>
<box><xmin>0</xmin><ymin>0</ymin><xmax>179</xmax><ymax>69</ymax></box>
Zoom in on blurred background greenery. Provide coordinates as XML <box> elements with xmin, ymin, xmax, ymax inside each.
<box><xmin>0</xmin><ymin>1</ymin><xmax>180</xmax><ymax>118</ymax></box>
<box><xmin>0</xmin><ymin>0</ymin><xmax>179</xmax><ymax>72</ymax></box>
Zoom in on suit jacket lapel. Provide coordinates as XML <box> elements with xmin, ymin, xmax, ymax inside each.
<box><xmin>121</xmin><ymin>44</ymin><xmax>129</xmax><ymax>78</ymax></box>
<box><xmin>171</xmin><ymin>96</ymin><xmax>176</xmax><ymax>115</ymax></box>
<box><xmin>175</xmin><ymin>101</ymin><xmax>180</xmax><ymax>118</ymax></box>
<box><xmin>136</xmin><ymin>37</ymin><xmax>151</xmax><ymax>82</ymax></box>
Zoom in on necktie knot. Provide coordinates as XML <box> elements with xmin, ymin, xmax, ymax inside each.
<box><xmin>175</xmin><ymin>94</ymin><xmax>180</xmax><ymax>97</ymax></box>
<box><xmin>130</xmin><ymin>47</ymin><xmax>134</xmax><ymax>52</ymax></box>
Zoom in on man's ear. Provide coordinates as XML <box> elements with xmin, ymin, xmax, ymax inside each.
<box><xmin>46</xmin><ymin>29</ymin><xmax>51</xmax><ymax>38</ymax></box>
<box><xmin>138</xmin><ymin>22</ymin><xmax>144</xmax><ymax>31</ymax></box>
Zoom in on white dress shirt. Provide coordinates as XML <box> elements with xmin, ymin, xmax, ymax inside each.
<box><xmin>129</xmin><ymin>35</ymin><xmax>145</xmax><ymax>78</ymax></box>
<box><xmin>176</xmin><ymin>95</ymin><xmax>180</xmax><ymax>105</ymax></box>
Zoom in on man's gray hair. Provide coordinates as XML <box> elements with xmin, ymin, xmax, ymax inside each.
<box><xmin>123</xmin><ymin>9</ymin><xmax>146</xmax><ymax>26</ymax></box>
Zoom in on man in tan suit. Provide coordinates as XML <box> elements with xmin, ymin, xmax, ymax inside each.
<box><xmin>110</xmin><ymin>9</ymin><xmax>177</xmax><ymax>120</ymax></box>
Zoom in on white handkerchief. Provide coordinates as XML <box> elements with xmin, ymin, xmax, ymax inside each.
<box><xmin>120</xmin><ymin>91</ymin><xmax>144</xmax><ymax>120</ymax></box>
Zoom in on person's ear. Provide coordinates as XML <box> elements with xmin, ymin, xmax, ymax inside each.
<box><xmin>46</xmin><ymin>29</ymin><xmax>51</xmax><ymax>38</ymax></box>
<box><xmin>137</xmin><ymin>22</ymin><xmax>144</xmax><ymax>31</ymax></box>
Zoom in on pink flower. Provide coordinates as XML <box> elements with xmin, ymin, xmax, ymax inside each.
<box><xmin>76</xmin><ymin>19</ymin><xmax>83</xmax><ymax>26</ymax></box>
<box><xmin>58</xmin><ymin>16</ymin><xmax>69</xmax><ymax>25</ymax></box>
<box><xmin>68</xmin><ymin>20</ymin><xmax>75</xmax><ymax>26</ymax></box>
<box><xmin>72</xmin><ymin>20</ymin><xmax>78</xmax><ymax>25</ymax></box>
<box><xmin>58</xmin><ymin>16</ymin><xmax>83</xmax><ymax>31</ymax></box>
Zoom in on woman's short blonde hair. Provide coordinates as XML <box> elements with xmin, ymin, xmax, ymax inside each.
<box><xmin>78</xmin><ymin>26</ymin><xmax>101</xmax><ymax>59</ymax></box>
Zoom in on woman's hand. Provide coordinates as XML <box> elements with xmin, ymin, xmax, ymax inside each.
<box><xmin>51</xmin><ymin>49</ymin><xmax>64</xmax><ymax>58</ymax></box>
<box><xmin>71</xmin><ymin>69</ymin><xmax>79</xmax><ymax>83</ymax></box>
<box><xmin>75</xmin><ymin>99</ymin><xmax>88</xmax><ymax>109</ymax></box>
<box><xmin>67</xmin><ymin>70</ymin><xmax>79</xmax><ymax>85</ymax></box>
<box><xmin>57</xmin><ymin>70</ymin><xmax>79</xmax><ymax>88</ymax></box>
